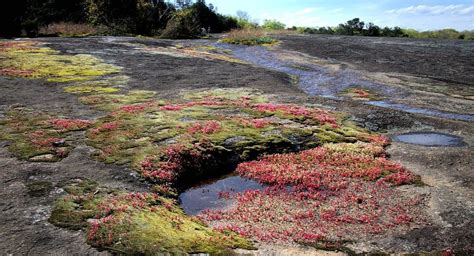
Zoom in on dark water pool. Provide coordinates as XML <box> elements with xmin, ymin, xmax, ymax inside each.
<box><xmin>179</xmin><ymin>175</ymin><xmax>265</xmax><ymax>215</ymax></box>
<box><xmin>393</xmin><ymin>132</ymin><xmax>466</xmax><ymax>147</ymax></box>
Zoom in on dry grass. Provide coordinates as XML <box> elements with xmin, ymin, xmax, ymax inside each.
<box><xmin>39</xmin><ymin>22</ymin><xmax>97</xmax><ymax>37</ymax></box>
<box><xmin>226</xmin><ymin>28</ymin><xmax>267</xmax><ymax>38</ymax></box>
<box><xmin>267</xmin><ymin>29</ymin><xmax>299</xmax><ymax>36</ymax></box>
<box><xmin>220</xmin><ymin>29</ymin><xmax>277</xmax><ymax>45</ymax></box>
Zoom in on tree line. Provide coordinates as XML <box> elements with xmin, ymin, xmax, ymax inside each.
<box><xmin>2</xmin><ymin>3</ymin><xmax>472</xmax><ymax>40</ymax></box>
<box><xmin>0</xmin><ymin>0</ymin><xmax>240</xmax><ymax>38</ymax></box>
<box><xmin>289</xmin><ymin>18</ymin><xmax>474</xmax><ymax>40</ymax></box>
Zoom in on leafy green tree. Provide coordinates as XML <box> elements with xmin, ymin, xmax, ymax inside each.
<box><xmin>364</xmin><ymin>22</ymin><xmax>380</xmax><ymax>36</ymax></box>
<box><xmin>86</xmin><ymin>0</ymin><xmax>138</xmax><ymax>33</ymax></box>
<box><xmin>262</xmin><ymin>19</ymin><xmax>285</xmax><ymax>30</ymax></box>
<box><xmin>336</xmin><ymin>18</ymin><xmax>365</xmax><ymax>35</ymax></box>
<box><xmin>160</xmin><ymin>7</ymin><xmax>200</xmax><ymax>38</ymax></box>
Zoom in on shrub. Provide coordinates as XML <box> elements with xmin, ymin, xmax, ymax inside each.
<box><xmin>38</xmin><ymin>22</ymin><xmax>97</xmax><ymax>36</ymax></box>
<box><xmin>402</xmin><ymin>28</ymin><xmax>474</xmax><ymax>40</ymax></box>
<box><xmin>262</xmin><ymin>19</ymin><xmax>286</xmax><ymax>30</ymax></box>
<box><xmin>233</xmin><ymin>10</ymin><xmax>259</xmax><ymax>29</ymax></box>
<box><xmin>220</xmin><ymin>29</ymin><xmax>277</xmax><ymax>46</ymax></box>
<box><xmin>160</xmin><ymin>8</ymin><xmax>201</xmax><ymax>39</ymax></box>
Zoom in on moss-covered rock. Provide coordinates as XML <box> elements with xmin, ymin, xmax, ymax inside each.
<box><xmin>80</xmin><ymin>88</ymin><xmax>383</xmax><ymax>188</ymax></box>
<box><xmin>26</xmin><ymin>181</ymin><xmax>54</xmax><ymax>197</ymax></box>
<box><xmin>64</xmin><ymin>85</ymin><xmax>120</xmax><ymax>94</ymax></box>
<box><xmin>0</xmin><ymin>41</ymin><xmax>120</xmax><ymax>82</ymax></box>
<box><xmin>141</xmin><ymin>44</ymin><xmax>248</xmax><ymax>64</ymax></box>
<box><xmin>0</xmin><ymin>107</ymin><xmax>92</xmax><ymax>161</ymax></box>
<box><xmin>50</xmin><ymin>179</ymin><xmax>254</xmax><ymax>254</ymax></box>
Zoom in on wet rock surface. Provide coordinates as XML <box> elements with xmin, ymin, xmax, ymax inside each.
<box><xmin>0</xmin><ymin>35</ymin><xmax>472</xmax><ymax>255</ymax></box>
<box><xmin>278</xmin><ymin>34</ymin><xmax>474</xmax><ymax>88</ymax></box>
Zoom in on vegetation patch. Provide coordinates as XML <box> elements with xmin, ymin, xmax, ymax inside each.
<box><xmin>140</xmin><ymin>43</ymin><xmax>247</xmax><ymax>64</ymax></box>
<box><xmin>26</xmin><ymin>181</ymin><xmax>54</xmax><ymax>197</ymax></box>
<box><xmin>82</xmin><ymin>88</ymin><xmax>382</xmax><ymax>189</ymax></box>
<box><xmin>0</xmin><ymin>71</ymin><xmax>426</xmax><ymax>253</ymax></box>
<box><xmin>50</xmin><ymin>179</ymin><xmax>254</xmax><ymax>254</ymax></box>
<box><xmin>340</xmin><ymin>88</ymin><xmax>380</xmax><ymax>100</ymax></box>
<box><xmin>220</xmin><ymin>29</ymin><xmax>278</xmax><ymax>46</ymax></box>
<box><xmin>0</xmin><ymin>41</ymin><xmax>120</xmax><ymax>82</ymax></box>
<box><xmin>199</xmin><ymin>141</ymin><xmax>426</xmax><ymax>246</ymax></box>
<box><xmin>0</xmin><ymin>107</ymin><xmax>92</xmax><ymax>161</ymax></box>
<box><xmin>38</xmin><ymin>22</ymin><xmax>98</xmax><ymax>37</ymax></box>
<box><xmin>64</xmin><ymin>85</ymin><xmax>120</xmax><ymax>94</ymax></box>
<box><xmin>79</xmin><ymin>90</ymin><xmax>157</xmax><ymax>111</ymax></box>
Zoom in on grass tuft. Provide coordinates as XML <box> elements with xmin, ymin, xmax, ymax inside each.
<box><xmin>220</xmin><ymin>29</ymin><xmax>278</xmax><ymax>46</ymax></box>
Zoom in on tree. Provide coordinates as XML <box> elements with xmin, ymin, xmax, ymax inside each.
<box><xmin>160</xmin><ymin>7</ymin><xmax>200</xmax><ymax>38</ymax></box>
<box><xmin>262</xmin><ymin>19</ymin><xmax>285</xmax><ymax>30</ymax></box>
<box><xmin>347</xmin><ymin>18</ymin><xmax>365</xmax><ymax>34</ymax></box>
<box><xmin>335</xmin><ymin>18</ymin><xmax>365</xmax><ymax>35</ymax></box>
<box><xmin>236</xmin><ymin>11</ymin><xmax>250</xmax><ymax>21</ymax></box>
<box><xmin>364</xmin><ymin>22</ymin><xmax>380</xmax><ymax>36</ymax></box>
<box><xmin>0</xmin><ymin>0</ymin><xmax>26</xmax><ymax>36</ymax></box>
<box><xmin>86</xmin><ymin>0</ymin><xmax>138</xmax><ymax>29</ymax></box>
<box><xmin>175</xmin><ymin>0</ymin><xmax>192</xmax><ymax>9</ymax></box>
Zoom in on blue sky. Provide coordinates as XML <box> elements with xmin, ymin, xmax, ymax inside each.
<box><xmin>207</xmin><ymin>0</ymin><xmax>474</xmax><ymax>31</ymax></box>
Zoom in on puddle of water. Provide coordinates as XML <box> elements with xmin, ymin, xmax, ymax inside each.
<box><xmin>366</xmin><ymin>101</ymin><xmax>474</xmax><ymax>122</ymax></box>
<box><xmin>215</xmin><ymin>43</ymin><xmax>401</xmax><ymax>98</ymax></box>
<box><xmin>179</xmin><ymin>175</ymin><xmax>265</xmax><ymax>215</ymax></box>
<box><xmin>393</xmin><ymin>132</ymin><xmax>466</xmax><ymax>147</ymax></box>
<box><xmin>216</xmin><ymin>43</ymin><xmax>474</xmax><ymax>122</ymax></box>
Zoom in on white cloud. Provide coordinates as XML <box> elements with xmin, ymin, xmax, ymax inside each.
<box><xmin>329</xmin><ymin>8</ymin><xmax>344</xmax><ymax>14</ymax></box>
<box><xmin>386</xmin><ymin>4</ymin><xmax>474</xmax><ymax>16</ymax></box>
<box><xmin>295</xmin><ymin>8</ymin><xmax>316</xmax><ymax>16</ymax></box>
<box><xmin>459</xmin><ymin>6</ymin><xmax>474</xmax><ymax>15</ymax></box>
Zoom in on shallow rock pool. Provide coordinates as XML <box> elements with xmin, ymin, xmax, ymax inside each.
<box><xmin>393</xmin><ymin>132</ymin><xmax>466</xmax><ymax>147</ymax></box>
<box><xmin>179</xmin><ymin>175</ymin><xmax>265</xmax><ymax>215</ymax></box>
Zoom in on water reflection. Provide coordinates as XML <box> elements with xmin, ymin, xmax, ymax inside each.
<box><xmin>179</xmin><ymin>175</ymin><xmax>265</xmax><ymax>215</ymax></box>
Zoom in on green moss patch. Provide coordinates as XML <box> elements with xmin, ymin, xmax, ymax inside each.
<box><xmin>63</xmin><ymin>75</ymin><xmax>129</xmax><ymax>94</ymax></box>
<box><xmin>0</xmin><ymin>85</ymin><xmax>398</xmax><ymax>253</ymax></box>
<box><xmin>0</xmin><ymin>41</ymin><xmax>120</xmax><ymax>82</ymax></box>
<box><xmin>50</xmin><ymin>179</ymin><xmax>254</xmax><ymax>254</ymax></box>
<box><xmin>26</xmin><ymin>181</ymin><xmax>54</xmax><ymax>197</ymax></box>
<box><xmin>141</xmin><ymin>44</ymin><xmax>248</xmax><ymax>64</ymax></box>
<box><xmin>64</xmin><ymin>85</ymin><xmax>120</xmax><ymax>94</ymax></box>
<box><xmin>0</xmin><ymin>107</ymin><xmax>92</xmax><ymax>161</ymax></box>
<box><xmin>220</xmin><ymin>37</ymin><xmax>277</xmax><ymax>46</ymax></box>
<box><xmin>80</xmin><ymin>88</ymin><xmax>384</xmax><ymax>188</ymax></box>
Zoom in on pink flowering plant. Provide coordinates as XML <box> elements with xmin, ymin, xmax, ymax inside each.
<box><xmin>50</xmin><ymin>179</ymin><xmax>254</xmax><ymax>254</ymax></box>
<box><xmin>84</xmin><ymin>88</ymin><xmax>374</xmax><ymax>186</ymax></box>
<box><xmin>0</xmin><ymin>88</ymin><xmax>429</xmax><ymax>253</ymax></box>
<box><xmin>199</xmin><ymin>142</ymin><xmax>426</xmax><ymax>245</ymax></box>
<box><xmin>0</xmin><ymin>107</ymin><xmax>93</xmax><ymax>160</ymax></box>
